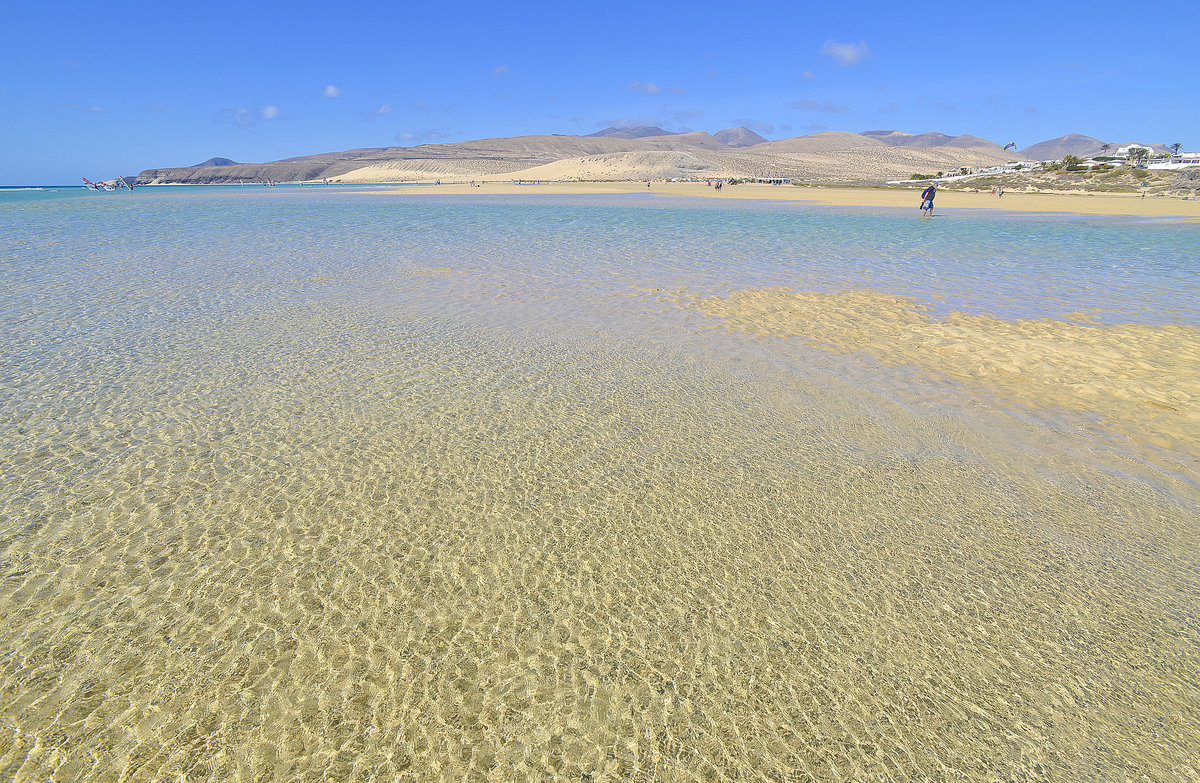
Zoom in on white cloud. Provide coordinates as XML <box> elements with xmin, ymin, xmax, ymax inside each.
<box><xmin>820</xmin><ymin>40</ymin><xmax>870</xmax><ymax>66</ymax></box>
<box><xmin>260</xmin><ymin>105</ymin><xmax>280</xmax><ymax>120</ymax></box>
<box><xmin>324</xmin><ymin>84</ymin><xmax>341</xmax><ymax>98</ymax></box>
<box><xmin>801</xmin><ymin>70</ymin><xmax>815</xmax><ymax>81</ymax></box>
<box><xmin>629</xmin><ymin>79</ymin><xmax>662</xmax><ymax>95</ymax></box>
<box><xmin>494</xmin><ymin>64</ymin><xmax>510</xmax><ymax>75</ymax></box>
<box><xmin>375</xmin><ymin>104</ymin><xmax>392</xmax><ymax>114</ymax></box>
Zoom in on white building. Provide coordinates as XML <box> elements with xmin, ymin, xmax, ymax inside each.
<box><xmin>1148</xmin><ymin>151</ymin><xmax>1200</xmax><ymax>170</ymax></box>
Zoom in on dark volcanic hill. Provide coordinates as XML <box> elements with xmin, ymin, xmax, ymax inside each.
<box><xmin>193</xmin><ymin>157</ymin><xmax>239</xmax><ymax>167</ymax></box>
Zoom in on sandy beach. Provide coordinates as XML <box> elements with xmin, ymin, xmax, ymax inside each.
<box><xmin>386</xmin><ymin>180</ymin><xmax>1200</xmax><ymax>220</ymax></box>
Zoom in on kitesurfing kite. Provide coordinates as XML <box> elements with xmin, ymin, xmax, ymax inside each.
<box><xmin>1003</xmin><ymin>142</ymin><xmax>1017</xmax><ymax>152</ymax></box>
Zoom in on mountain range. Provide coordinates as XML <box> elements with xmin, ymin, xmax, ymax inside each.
<box><xmin>135</xmin><ymin>129</ymin><xmax>1173</xmax><ymax>186</ymax></box>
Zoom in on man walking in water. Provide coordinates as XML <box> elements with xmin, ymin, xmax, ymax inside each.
<box><xmin>920</xmin><ymin>181</ymin><xmax>937</xmax><ymax>217</ymax></box>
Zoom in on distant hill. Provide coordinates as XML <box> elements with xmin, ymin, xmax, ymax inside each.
<box><xmin>1019</xmin><ymin>134</ymin><xmax>1107</xmax><ymax>161</ymax></box>
<box><xmin>193</xmin><ymin>157</ymin><xmax>239</xmax><ymax>167</ymax></box>
<box><xmin>862</xmin><ymin>130</ymin><xmax>953</xmax><ymax>147</ymax></box>
<box><xmin>1020</xmin><ymin>134</ymin><xmax>1172</xmax><ymax>160</ymax></box>
<box><xmin>587</xmin><ymin>126</ymin><xmax>679</xmax><ymax>139</ymax></box>
<box><xmin>753</xmin><ymin>131</ymin><xmax>889</xmax><ymax>155</ymax></box>
<box><xmin>714</xmin><ymin>127</ymin><xmax>768</xmax><ymax>148</ymax></box>
<box><xmin>133</xmin><ymin>127</ymin><xmax>1017</xmax><ymax>186</ymax></box>
<box><xmin>861</xmin><ymin>130</ymin><xmax>1005</xmax><ymax>153</ymax></box>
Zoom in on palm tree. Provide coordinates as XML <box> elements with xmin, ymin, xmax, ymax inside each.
<box><xmin>1170</xmin><ymin>142</ymin><xmax>1183</xmax><ymax>160</ymax></box>
<box><xmin>1100</xmin><ymin>142</ymin><xmax>1111</xmax><ymax>156</ymax></box>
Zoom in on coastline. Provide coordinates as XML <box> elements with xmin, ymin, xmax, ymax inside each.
<box><xmin>383</xmin><ymin>180</ymin><xmax>1200</xmax><ymax>219</ymax></box>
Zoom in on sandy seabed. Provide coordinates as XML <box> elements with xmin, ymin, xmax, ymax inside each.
<box><xmin>2</xmin><ymin>190</ymin><xmax>1199</xmax><ymax>782</ymax></box>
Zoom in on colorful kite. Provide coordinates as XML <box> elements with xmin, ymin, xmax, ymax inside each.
<box><xmin>1003</xmin><ymin>142</ymin><xmax>1017</xmax><ymax>151</ymax></box>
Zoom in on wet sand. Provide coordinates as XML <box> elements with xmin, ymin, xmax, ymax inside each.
<box><xmin>387</xmin><ymin>181</ymin><xmax>1200</xmax><ymax>220</ymax></box>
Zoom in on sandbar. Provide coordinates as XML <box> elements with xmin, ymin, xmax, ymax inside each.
<box><xmin>385</xmin><ymin>180</ymin><xmax>1200</xmax><ymax>220</ymax></box>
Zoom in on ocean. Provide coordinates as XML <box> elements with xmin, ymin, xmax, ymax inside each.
<box><xmin>1</xmin><ymin>185</ymin><xmax>1198</xmax><ymax>781</ymax></box>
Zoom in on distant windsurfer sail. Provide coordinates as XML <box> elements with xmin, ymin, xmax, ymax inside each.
<box><xmin>81</xmin><ymin>175</ymin><xmax>133</xmax><ymax>192</ymax></box>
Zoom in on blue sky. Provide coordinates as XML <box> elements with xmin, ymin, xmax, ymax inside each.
<box><xmin>3</xmin><ymin>0</ymin><xmax>1194</xmax><ymax>184</ymax></box>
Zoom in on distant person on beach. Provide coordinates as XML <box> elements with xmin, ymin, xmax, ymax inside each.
<box><xmin>920</xmin><ymin>182</ymin><xmax>937</xmax><ymax>216</ymax></box>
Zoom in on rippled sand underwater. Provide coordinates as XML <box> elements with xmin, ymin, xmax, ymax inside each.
<box><xmin>2</xmin><ymin>190</ymin><xmax>1199</xmax><ymax>781</ymax></box>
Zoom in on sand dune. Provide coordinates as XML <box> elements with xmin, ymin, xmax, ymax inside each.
<box><xmin>441</xmin><ymin>144</ymin><xmax>1013</xmax><ymax>186</ymax></box>
<box><xmin>137</xmin><ymin>130</ymin><xmax>1014</xmax><ymax>186</ymax></box>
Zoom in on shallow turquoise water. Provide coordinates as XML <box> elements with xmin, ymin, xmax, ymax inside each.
<box><xmin>1</xmin><ymin>187</ymin><xmax>1198</xmax><ymax>781</ymax></box>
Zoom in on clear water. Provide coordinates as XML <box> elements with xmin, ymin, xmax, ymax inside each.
<box><xmin>1</xmin><ymin>187</ymin><xmax>1198</xmax><ymax>781</ymax></box>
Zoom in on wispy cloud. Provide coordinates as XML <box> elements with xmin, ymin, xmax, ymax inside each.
<box><xmin>62</xmin><ymin>103</ymin><xmax>103</xmax><ymax>113</ymax></box>
<box><xmin>142</xmin><ymin>104</ymin><xmax>171</xmax><ymax>113</ymax></box>
<box><xmin>820</xmin><ymin>39</ymin><xmax>870</xmax><ymax>66</ymax></box>
<box><xmin>494</xmin><ymin>64</ymin><xmax>510</xmax><ymax>75</ymax></box>
<box><xmin>792</xmin><ymin>99</ymin><xmax>849</xmax><ymax>114</ymax></box>
<box><xmin>395</xmin><ymin>129</ymin><xmax>452</xmax><ymax>143</ymax></box>
<box><xmin>805</xmin><ymin>123</ymin><xmax>828</xmax><ymax>132</ymax></box>
<box><xmin>324</xmin><ymin>84</ymin><xmax>341</xmax><ymax>98</ymax></box>
<box><xmin>224</xmin><ymin>105</ymin><xmax>284</xmax><ymax>129</ymax></box>
<box><xmin>800</xmin><ymin>70</ymin><xmax>815</xmax><ymax>81</ymax></box>
<box><xmin>917</xmin><ymin>96</ymin><xmax>958</xmax><ymax>112</ymax></box>
<box><xmin>734</xmin><ymin>118</ymin><xmax>774</xmax><ymax>134</ymax></box>
<box><xmin>599</xmin><ymin>117</ymin><xmax>663</xmax><ymax>131</ymax></box>
<box><xmin>362</xmin><ymin>104</ymin><xmax>392</xmax><ymax>123</ymax></box>
<box><xmin>628</xmin><ymin>79</ymin><xmax>685</xmax><ymax>96</ymax></box>
<box><xmin>879</xmin><ymin>102</ymin><xmax>899</xmax><ymax>113</ymax></box>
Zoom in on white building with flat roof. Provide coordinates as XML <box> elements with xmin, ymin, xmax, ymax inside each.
<box><xmin>1148</xmin><ymin>152</ymin><xmax>1200</xmax><ymax>170</ymax></box>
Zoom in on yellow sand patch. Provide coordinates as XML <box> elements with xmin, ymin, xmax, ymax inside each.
<box><xmin>686</xmin><ymin>288</ymin><xmax>1200</xmax><ymax>452</ymax></box>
